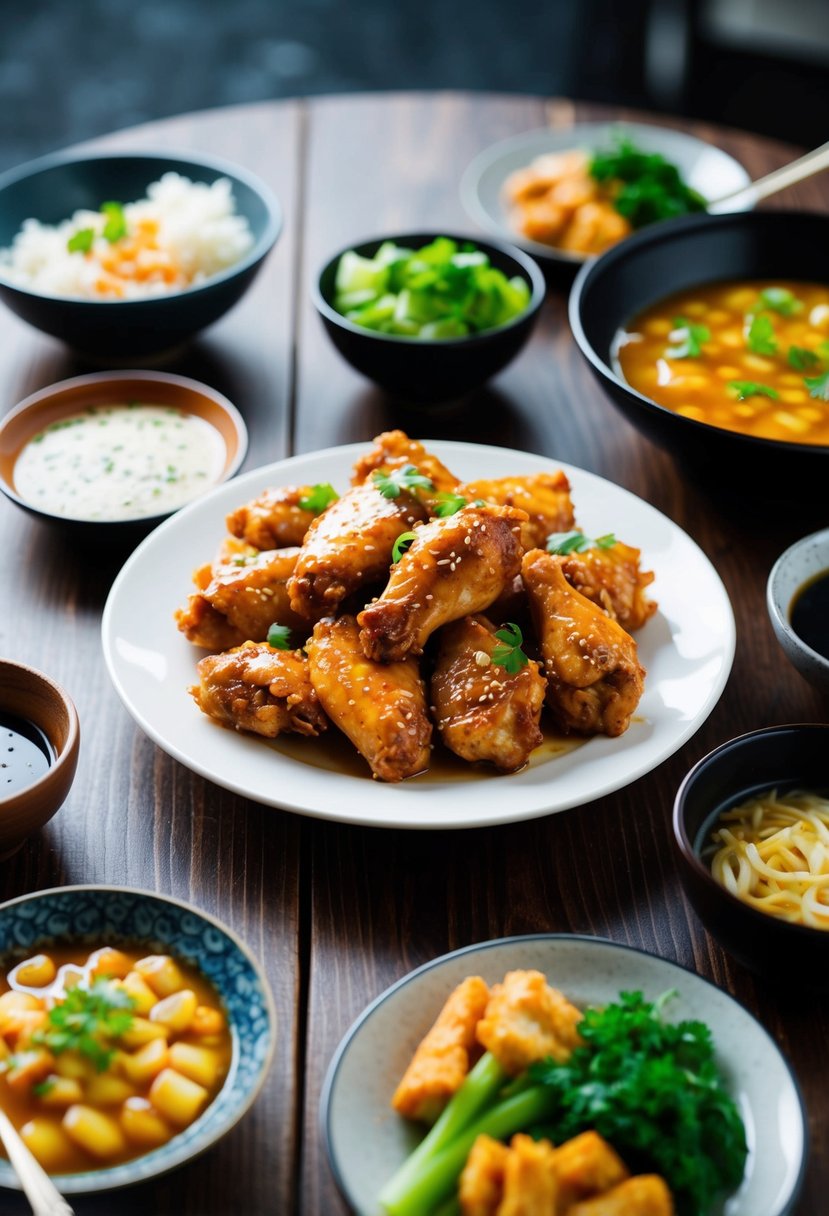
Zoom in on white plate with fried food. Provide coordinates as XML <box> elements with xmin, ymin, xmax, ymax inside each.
<box><xmin>321</xmin><ymin>935</ymin><xmax>806</xmax><ymax>1216</ymax></box>
<box><xmin>461</xmin><ymin>122</ymin><xmax>751</xmax><ymax>265</ymax></box>
<box><xmin>102</xmin><ymin>438</ymin><xmax>734</xmax><ymax>829</ymax></box>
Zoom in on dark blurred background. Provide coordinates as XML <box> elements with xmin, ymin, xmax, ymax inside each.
<box><xmin>0</xmin><ymin>0</ymin><xmax>827</xmax><ymax>171</ymax></box>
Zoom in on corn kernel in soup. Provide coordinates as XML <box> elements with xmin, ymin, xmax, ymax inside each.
<box><xmin>615</xmin><ymin>281</ymin><xmax>829</xmax><ymax>445</ymax></box>
<box><xmin>0</xmin><ymin>945</ymin><xmax>231</xmax><ymax>1174</ymax></box>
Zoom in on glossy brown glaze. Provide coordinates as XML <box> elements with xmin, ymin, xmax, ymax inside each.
<box><xmin>0</xmin><ymin>95</ymin><xmax>826</xmax><ymax>1216</ymax></box>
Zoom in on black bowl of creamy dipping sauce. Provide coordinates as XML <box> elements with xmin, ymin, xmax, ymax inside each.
<box><xmin>569</xmin><ymin>210</ymin><xmax>829</xmax><ymax>487</ymax></box>
<box><xmin>674</xmin><ymin>724</ymin><xmax>829</xmax><ymax>985</ymax></box>
<box><xmin>768</xmin><ymin>527</ymin><xmax>829</xmax><ymax>695</ymax></box>
<box><xmin>0</xmin><ymin>370</ymin><xmax>247</xmax><ymax>540</ymax></box>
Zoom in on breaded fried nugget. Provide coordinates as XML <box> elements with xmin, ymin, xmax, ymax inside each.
<box><xmin>475</xmin><ymin>970</ymin><xmax>582</xmax><ymax>1075</ymax></box>
<box><xmin>568</xmin><ymin>1174</ymin><xmax>675</xmax><ymax>1216</ymax></box>
<box><xmin>459</xmin><ymin>1134</ymin><xmax>510</xmax><ymax>1216</ymax></box>
<box><xmin>392</xmin><ymin>976</ymin><xmax>490</xmax><ymax>1123</ymax></box>
<box><xmin>498</xmin><ymin>1134</ymin><xmax>559</xmax><ymax>1216</ymax></box>
<box><xmin>551</xmin><ymin>1131</ymin><xmax>629</xmax><ymax>1208</ymax></box>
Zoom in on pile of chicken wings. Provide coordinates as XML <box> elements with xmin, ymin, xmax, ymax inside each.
<box><xmin>175</xmin><ymin>432</ymin><xmax>656</xmax><ymax>783</ymax></box>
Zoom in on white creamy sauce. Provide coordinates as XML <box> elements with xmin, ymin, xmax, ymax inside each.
<box><xmin>14</xmin><ymin>403</ymin><xmax>226</xmax><ymax>521</ymax></box>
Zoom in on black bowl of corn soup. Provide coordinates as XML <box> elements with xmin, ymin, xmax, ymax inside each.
<box><xmin>569</xmin><ymin>211</ymin><xmax>829</xmax><ymax>486</ymax></box>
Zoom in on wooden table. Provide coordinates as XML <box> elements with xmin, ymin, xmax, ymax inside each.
<box><xmin>0</xmin><ymin>93</ymin><xmax>826</xmax><ymax>1216</ymax></box>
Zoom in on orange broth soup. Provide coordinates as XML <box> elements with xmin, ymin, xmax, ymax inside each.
<box><xmin>0</xmin><ymin>944</ymin><xmax>232</xmax><ymax>1174</ymax></box>
<box><xmin>615</xmin><ymin>280</ymin><xmax>829</xmax><ymax>445</ymax></box>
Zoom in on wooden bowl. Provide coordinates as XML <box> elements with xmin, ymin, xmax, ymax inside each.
<box><xmin>0</xmin><ymin>370</ymin><xmax>247</xmax><ymax>538</ymax></box>
<box><xmin>0</xmin><ymin>659</ymin><xmax>80</xmax><ymax>857</ymax></box>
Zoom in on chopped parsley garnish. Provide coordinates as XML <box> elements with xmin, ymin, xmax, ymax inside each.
<box><xmin>372</xmin><ymin>464</ymin><xmax>435</xmax><ymax>500</ymax></box>
<box><xmin>666</xmin><ymin>317</ymin><xmax>709</xmax><ymax>359</ymax></box>
<box><xmin>392</xmin><ymin>531</ymin><xmax>417</xmax><ymax>562</ymax></box>
<box><xmin>67</xmin><ymin>227</ymin><xmax>95</xmax><ymax>254</ymax></box>
<box><xmin>432</xmin><ymin>491</ymin><xmax>468</xmax><ymax>518</ymax></box>
<box><xmin>299</xmin><ymin>482</ymin><xmax>339</xmax><ymax>513</ymax></box>
<box><xmin>727</xmin><ymin>380</ymin><xmax>779</xmax><ymax>401</ymax></box>
<box><xmin>546</xmin><ymin>530</ymin><xmax>616</xmax><ymax>556</ymax></box>
<box><xmin>267</xmin><ymin>623</ymin><xmax>293</xmax><ymax>650</ymax></box>
<box><xmin>756</xmin><ymin>286</ymin><xmax>802</xmax><ymax>316</ymax></box>
<box><xmin>528</xmin><ymin>991</ymin><xmax>748</xmax><ymax>1216</ymax></box>
<box><xmin>490</xmin><ymin>622</ymin><xmax>530</xmax><ymax>675</ymax></box>
<box><xmin>33</xmin><ymin>979</ymin><xmax>135</xmax><ymax>1072</ymax></box>
<box><xmin>804</xmin><ymin>371</ymin><xmax>829</xmax><ymax>401</ymax></box>
<box><xmin>746</xmin><ymin>312</ymin><xmax>777</xmax><ymax>356</ymax></box>
<box><xmin>588</xmin><ymin>135</ymin><xmax>706</xmax><ymax>229</ymax></box>
<box><xmin>33</xmin><ymin>1078</ymin><xmax>56</xmax><ymax>1098</ymax></box>
<box><xmin>788</xmin><ymin>345</ymin><xmax>820</xmax><ymax>371</ymax></box>
<box><xmin>101</xmin><ymin>201</ymin><xmax>128</xmax><ymax>243</ymax></box>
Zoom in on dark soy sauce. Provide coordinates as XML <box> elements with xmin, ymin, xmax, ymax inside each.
<box><xmin>791</xmin><ymin>570</ymin><xmax>829</xmax><ymax>661</ymax></box>
<box><xmin>0</xmin><ymin>712</ymin><xmax>53</xmax><ymax>792</ymax></box>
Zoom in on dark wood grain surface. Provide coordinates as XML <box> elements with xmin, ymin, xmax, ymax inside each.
<box><xmin>0</xmin><ymin>93</ymin><xmax>825</xmax><ymax>1216</ymax></box>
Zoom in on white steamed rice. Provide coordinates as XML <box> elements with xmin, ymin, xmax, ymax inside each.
<box><xmin>0</xmin><ymin>172</ymin><xmax>255</xmax><ymax>300</ymax></box>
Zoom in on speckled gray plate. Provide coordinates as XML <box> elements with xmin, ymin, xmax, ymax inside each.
<box><xmin>321</xmin><ymin>935</ymin><xmax>807</xmax><ymax>1216</ymax></box>
<box><xmin>767</xmin><ymin>526</ymin><xmax>829</xmax><ymax>693</ymax></box>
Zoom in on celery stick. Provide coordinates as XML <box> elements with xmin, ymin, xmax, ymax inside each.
<box><xmin>380</xmin><ymin>1084</ymin><xmax>554</xmax><ymax>1216</ymax></box>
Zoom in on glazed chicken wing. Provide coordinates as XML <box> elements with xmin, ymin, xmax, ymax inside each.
<box><xmin>288</xmin><ymin>481</ymin><xmax>427</xmax><ymax>620</ymax></box>
<box><xmin>358</xmin><ymin>505</ymin><xmax>527</xmax><ymax>662</ymax></box>
<box><xmin>559</xmin><ymin>540</ymin><xmax>656</xmax><ymax>632</ymax></box>
<box><xmin>226</xmin><ymin>484</ymin><xmax>325</xmax><ymax>550</ymax></box>
<box><xmin>522</xmin><ymin>550</ymin><xmax>645</xmax><ymax>738</ymax></box>
<box><xmin>459</xmin><ymin>471</ymin><xmax>576</xmax><ymax>550</ymax></box>
<box><xmin>306</xmin><ymin>615</ymin><xmax>431</xmax><ymax>782</ymax></box>
<box><xmin>175</xmin><ymin>547</ymin><xmax>306</xmax><ymax>651</ymax></box>
<box><xmin>431</xmin><ymin>615</ymin><xmax>545</xmax><ymax>772</ymax></box>
<box><xmin>351</xmin><ymin>429</ymin><xmax>460</xmax><ymax>494</ymax></box>
<box><xmin>190</xmin><ymin>642</ymin><xmax>327</xmax><ymax>738</ymax></box>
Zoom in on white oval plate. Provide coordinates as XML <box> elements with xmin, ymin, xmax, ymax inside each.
<box><xmin>461</xmin><ymin>121</ymin><xmax>752</xmax><ymax>266</ymax></box>
<box><xmin>102</xmin><ymin>440</ymin><xmax>735</xmax><ymax>829</ymax></box>
<box><xmin>321</xmin><ymin>935</ymin><xmax>807</xmax><ymax>1216</ymax></box>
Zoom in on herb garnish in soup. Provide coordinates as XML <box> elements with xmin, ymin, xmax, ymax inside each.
<box><xmin>615</xmin><ymin>281</ymin><xmax>829</xmax><ymax>444</ymax></box>
<box><xmin>13</xmin><ymin>403</ymin><xmax>226</xmax><ymax>521</ymax></box>
<box><xmin>0</xmin><ymin>944</ymin><xmax>231</xmax><ymax>1172</ymax></box>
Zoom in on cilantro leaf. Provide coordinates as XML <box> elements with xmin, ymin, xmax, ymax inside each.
<box><xmin>788</xmin><ymin>345</ymin><xmax>820</xmax><ymax>371</ymax></box>
<box><xmin>267</xmin><ymin>623</ymin><xmax>293</xmax><ymax>650</ymax></box>
<box><xmin>432</xmin><ymin>492</ymin><xmax>468</xmax><ymax>518</ymax></box>
<box><xmin>33</xmin><ymin>979</ymin><xmax>135</xmax><ymax>1072</ymax></box>
<box><xmin>490</xmin><ymin>622</ymin><xmax>530</xmax><ymax>675</ymax></box>
<box><xmin>746</xmin><ymin>312</ymin><xmax>777</xmax><ymax>356</ymax></box>
<box><xmin>298</xmin><ymin>482</ymin><xmax>339</xmax><ymax>513</ymax></box>
<box><xmin>728</xmin><ymin>380</ymin><xmax>779</xmax><ymax>401</ymax></box>
<box><xmin>546</xmin><ymin>530</ymin><xmax>616</xmax><ymax>556</ymax></box>
<box><xmin>666</xmin><ymin>317</ymin><xmax>709</xmax><ymax>359</ymax></box>
<box><xmin>392</xmin><ymin>531</ymin><xmax>417</xmax><ymax>562</ymax></box>
<box><xmin>756</xmin><ymin>286</ymin><xmax>802</xmax><ymax>316</ymax></box>
<box><xmin>804</xmin><ymin>371</ymin><xmax>829</xmax><ymax>401</ymax></box>
<box><xmin>101</xmin><ymin>201</ymin><xmax>128</xmax><ymax>243</ymax></box>
<box><xmin>372</xmin><ymin>464</ymin><xmax>435</xmax><ymax>500</ymax></box>
<box><xmin>67</xmin><ymin>227</ymin><xmax>95</xmax><ymax>254</ymax></box>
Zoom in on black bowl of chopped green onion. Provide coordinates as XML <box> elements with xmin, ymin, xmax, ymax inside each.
<box><xmin>313</xmin><ymin>233</ymin><xmax>545</xmax><ymax>403</ymax></box>
<box><xmin>569</xmin><ymin>210</ymin><xmax>829</xmax><ymax>487</ymax></box>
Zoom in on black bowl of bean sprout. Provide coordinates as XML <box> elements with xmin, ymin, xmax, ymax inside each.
<box><xmin>673</xmin><ymin>724</ymin><xmax>829</xmax><ymax>985</ymax></box>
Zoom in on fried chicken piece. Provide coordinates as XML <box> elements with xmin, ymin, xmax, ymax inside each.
<box><xmin>459</xmin><ymin>472</ymin><xmax>576</xmax><ymax>550</ymax></box>
<box><xmin>551</xmin><ymin>1132</ymin><xmax>629</xmax><ymax>1209</ymax></box>
<box><xmin>351</xmin><ymin>429</ymin><xmax>460</xmax><ymax>494</ymax></box>
<box><xmin>503</xmin><ymin>150</ymin><xmax>589</xmax><ymax>204</ymax></box>
<box><xmin>475</xmin><ymin>970</ymin><xmax>583</xmax><ymax>1076</ymax></box>
<box><xmin>306</xmin><ymin>615</ymin><xmax>431</xmax><ymax>782</ymax></box>
<box><xmin>358</xmin><ymin>505</ymin><xmax>527</xmax><ymax>662</ymax></box>
<box><xmin>392</xmin><ymin>976</ymin><xmax>490</xmax><ymax>1123</ymax></box>
<box><xmin>175</xmin><ymin>548</ymin><xmax>306</xmax><ymax>651</ymax></box>
<box><xmin>459</xmin><ymin>1135</ymin><xmax>510</xmax><ymax>1216</ymax></box>
<box><xmin>431</xmin><ymin>616</ymin><xmax>545</xmax><ymax>772</ymax></box>
<box><xmin>522</xmin><ymin>550</ymin><xmax>645</xmax><ymax>738</ymax></box>
<box><xmin>288</xmin><ymin>481</ymin><xmax>427</xmax><ymax>620</ymax></box>
<box><xmin>559</xmin><ymin>541</ymin><xmax>656</xmax><ymax>633</ymax></box>
<box><xmin>190</xmin><ymin>642</ymin><xmax>327</xmax><ymax>739</ymax></box>
<box><xmin>568</xmin><ymin>1175</ymin><xmax>675</xmax><ymax>1216</ymax></box>
<box><xmin>226</xmin><ymin>484</ymin><xmax>324</xmax><ymax>550</ymax></box>
<box><xmin>498</xmin><ymin>1135</ymin><xmax>559</xmax><ymax>1216</ymax></box>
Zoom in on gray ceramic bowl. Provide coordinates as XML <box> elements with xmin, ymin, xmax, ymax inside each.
<box><xmin>0</xmin><ymin>149</ymin><xmax>281</xmax><ymax>358</ymax></box>
<box><xmin>767</xmin><ymin>528</ymin><xmax>829</xmax><ymax>693</ymax></box>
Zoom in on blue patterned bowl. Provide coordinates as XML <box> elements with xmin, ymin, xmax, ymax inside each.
<box><xmin>0</xmin><ymin>885</ymin><xmax>276</xmax><ymax>1193</ymax></box>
